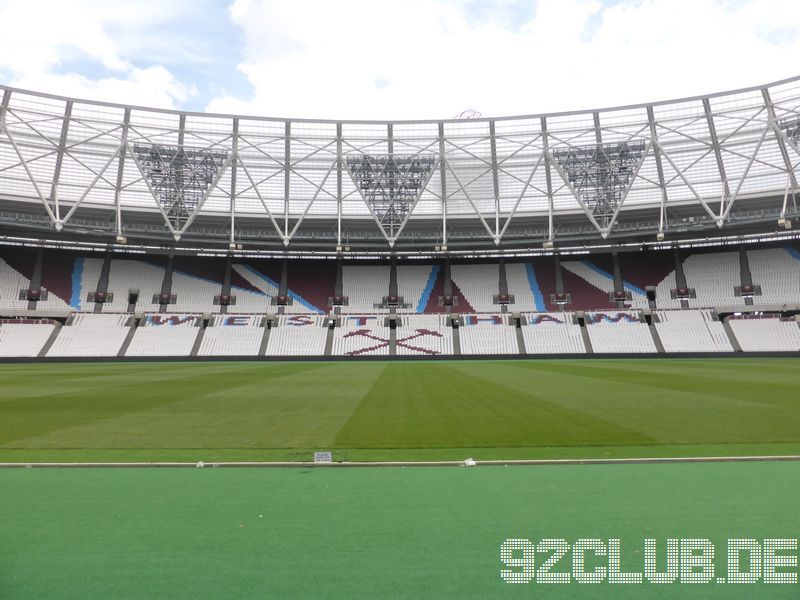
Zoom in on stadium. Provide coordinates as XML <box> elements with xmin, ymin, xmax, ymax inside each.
<box><xmin>1</xmin><ymin>71</ymin><xmax>800</xmax><ymax>598</ymax></box>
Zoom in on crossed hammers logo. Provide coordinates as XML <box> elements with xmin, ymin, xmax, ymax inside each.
<box><xmin>343</xmin><ymin>328</ymin><xmax>444</xmax><ymax>356</ymax></box>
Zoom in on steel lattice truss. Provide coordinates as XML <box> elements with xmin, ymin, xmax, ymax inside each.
<box><xmin>552</xmin><ymin>142</ymin><xmax>646</xmax><ymax>224</ymax></box>
<box><xmin>780</xmin><ymin>115</ymin><xmax>800</xmax><ymax>145</ymax></box>
<box><xmin>132</xmin><ymin>144</ymin><xmax>228</xmax><ymax>230</ymax></box>
<box><xmin>345</xmin><ymin>154</ymin><xmax>435</xmax><ymax>232</ymax></box>
<box><xmin>0</xmin><ymin>76</ymin><xmax>799</xmax><ymax>248</ymax></box>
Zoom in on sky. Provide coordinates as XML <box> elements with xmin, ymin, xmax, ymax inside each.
<box><xmin>0</xmin><ymin>0</ymin><xmax>798</xmax><ymax>120</ymax></box>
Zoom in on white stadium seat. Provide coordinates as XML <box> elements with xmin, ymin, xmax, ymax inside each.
<box><xmin>124</xmin><ymin>314</ymin><xmax>201</xmax><ymax>357</ymax></box>
<box><xmin>0</xmin><ymin>320</ymin><xmax>57</xmax><ymax>357</ymax></box>
<box><xmin>198</xmin><ymin>314</ymin><xmax>263</xmax><ymax>357</ymax></box>
<box><xmin>47</xmin><ymin>313</ymin><xmax>131</xmax><ymax>357</ymax></box>
<box><xmin>266</xmin><ymin>315</ymin><xmax>328</xmax><ymax>356</ymax></box>
<box><xmin>521</xmin><ymin>312</ymin><xmax>585</xmax><ymax>354</ymax></box>
<box><xmin>586</xmin><ymin>311</ymin><xmax>657</xmax><ymax>354</ymax></box>
<box><xmin>655</xmin><ymin>309</ymin><xmax>732</xmax><ymax>352</ymax></box>
<box><xmin>458</xmin><ymin>315</ymin><xmax>518</xmax><ymax>355</ymax></box>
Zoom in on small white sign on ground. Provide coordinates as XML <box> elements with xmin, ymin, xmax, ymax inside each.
<box><xmin>314</xmin><ymin>451</ymin><xmax>332</xmax><ymax>463</ymax></box>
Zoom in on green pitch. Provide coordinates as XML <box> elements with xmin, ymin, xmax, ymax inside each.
<box><xmin>1</xmin><ymin>462</ymin><xmax>798</xmax><ymax>598</ymax></box>
<box><xmin>0</xmin><ymin>357</ymin><xmax>799</xmax><ymax>463</ymax></box>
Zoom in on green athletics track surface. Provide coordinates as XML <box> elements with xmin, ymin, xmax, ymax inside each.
<box><xmin>1</xmin><ymin>462</ymin><xmax>799</xmax><ymax>599</ymax></box>
<box><xmin>1</xmin><ymin>358</ymin><xmax>799</xmax><ymax>463</ymax></box>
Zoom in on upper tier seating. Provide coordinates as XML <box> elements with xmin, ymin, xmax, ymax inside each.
<box><xmin>170</xmin><ymin>271</ymin><xmax>224</xmax><ymax>313</ymax></box>
<box><xmin>655</xmin><ymin>309</ymin><xmax>733</xmax><ymax>352</ymax></box>
<box><xmin>459</xmin><ymin>314</ymin><xmax>519</xmax><ymax>355</ymax></box>
<box><xmin>747</xmin><ymin>247</ymin><xmax>800</xmax><ymax>306</ymax></box>
<box><xmin>229</xmin><ymin>264</ymin><xmax>276</xmax><ymax>313</ymax></box>
<box><xmin>654</xmin><ymin>270</ymin><xmax>683</xmax><ymax>309</ymax></box>
<box><xmin>521</xmin><ymin>312</ymin><xmax>585</xmax><ymax>354</ymax></box>
<box><xmin>104</xmin><ymin>259</ymin><xmax>165</xmax><ymax>312</ymax></box>
<box><xmin>683</xmin><ymin>251</ymin><xmax>743</xmax><ymax>308</ymax></box>
<box><xmin>505</xmin><ymin>263</ymin><xmax>545</xmax><ymax>312</ymax></box>
<box><xmin>341</xmin><ymin>266</ymin><xmax>390</xmax><ymax>312</ymax></box>
<box><xmin>560</xmin><ymin>257</ymin><xmax>618</xmax><ymax>310</ymax></box>
<box><xmin>0</xmin><ymin>258</ymin><xmax>34</xmax><ymax>311</ymax></box>
<box><xmin>0</xmin><ymin>247</ymin><xmax>39</xmax><ymax>311</ymax></box>
<box><xmin>0</xmin><ymin>320</ymin><xmax>57</xmax><ymax>357</ymax></box>
<box><xmin>618</xmin><ymin>250</ymin><xmax>677</xmax><ymax>309</ymax></box>
<box><xmin>332</xmin><ymin>314</ymin><xmax>391</xmax><ymax>355</ymax></box>
<box><xmin>285</xmin><ymin>260</ymin><xmax>336</xmax><ymax>314</ymax></box>
<box><xmin>396</xmin><ymin>265</ymin><xmax>436</xmax><ymax>313</ymax></box>
<box><xmin>395</xmin><ymin>314</ymin><xmax>453</xmax><ymax>355</ymax></box>
<box><xmin>561</xmin><ymin>258</ymin><xmax>650</xmax><ymax>310</ymax></box>
<box><xmin>561</xmin><ymin>256</ymin><xmax>653</xmax><ymax>310</ymax></box>
<box><xmin>125</xmin><ymin>314</ymin><xmax>201</xmax><ymax>357</ymax></box>
<box><xmin>13</xmin><ymin>250</ymin><xmax>75</xmax><ymax>311</ymax></box>
<box><xmin>265</xmin><ymin>315</ymin><xmax>328</xmax><ymax>356</ymax></box>
<box><xmin>729</xmin><ymin>316</ymin><xmax>800</xmax><ymax>351</ymax></box>
<box><xmin>0</xmin><ymin>252</ymin><xmax>75</xmax><ymax>310</ymax></box>
<box><xmin>47</xmin><ymin>313</ymin><xmax>130</xmax><ymax>357</ymax></box>
<box><xmin>586</xmin><ymin>311</ymin><xmax>657</xmax><ymax>353</ymax></box>
<box><xmin>523</xmin><ymin>259</ymin><xmax>561</xmax><ymax>312</ymax></box>
<box><xmin>198</xmin><ymin>314</ymin><xmax>263</xmax><ymax>357</ymax></box>
<box><xmin>169</xmin><ymin>257</ymin><xmax>226</xmax><ymax>313</ymax></box>
<box><xmin>450</xmin><ymin>264</ymin><xmax>499</xmax><ymax>313</ymax></box>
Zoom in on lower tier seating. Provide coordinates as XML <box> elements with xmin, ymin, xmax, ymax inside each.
<box><xmin>459</xmin><ymin>315</ymin><xmax>519</xmax><ymax>355</ymax></box>
<box><xmin>1</xmin><ymin>308</ymin><xmax>799</xmax><ymax>358</ymax></box>
<box><xmin>395</xmin><ymin>315</ymin><xmax>453</xmax><ymax>356</ymax></box>
<box><xmin>586</xmin><ymin>311</ymin><xmax>658</xmax><ymax>353</ymax></box>
<box><xmin>729</xmin><ymin>317</ymin><xmax>800</xmax><ymax>351</ymax></box>
<box><xmin>125</xmin><ymin>314</ymin><xmax>201</xmax><ymax>357</ymax></box>
<box><xmin>655</xmin><ymin>309</ymin><xmax>733</xmax><ymax>352</ymax></box>
<box><xmin>47</xmin><ymin>313</ymin><xmax>130</xmax><ymax>357</ymax></box>
<box><xmin>332</xmin><ymin>314</ymin><xmax>391</xmax><ymax>356</ymax></box>
<box><xmin>266</xmin><ymin>315</ymin><xmax>328</xmax><ymax>356</ymax></box>
<box><xmin>0</xmin><ymin>320</ymin><xmax>56</xmax><ymax>357</ymax></box>
<box><xmin>521</xmin><ymin>313</ymin><xmax>585</xmax><ymax>354</ymax></box>
<box><xmin>198</xmin><ymin>314</ymin><xmax>263</xmax><ymax>357</ymax></box>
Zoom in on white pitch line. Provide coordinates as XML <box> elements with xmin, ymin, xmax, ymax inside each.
<box><xmin>1</xmin><ymin>455</ymin><xmax>800</xmax><ymax>468</ymax></box>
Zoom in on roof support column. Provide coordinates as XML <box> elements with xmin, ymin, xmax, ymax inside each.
<box><xmin>387</xmin><ymin>123</ymin><xmax>394</xmax><ymax>240</ymax></box>
<box><xmin>541</xmin><ymin>116</ymin><xmax>554</xmax><ymax>241</ymax></box>
<box><xmin>647</xmin><ymin>105</ymin><xmax>668</xmax><ymax>233</ymax></box>
<box><xmin>114</xmin><ymin>108</ymin><xmax>131</xmax><ymax>237</ymax></box>
<box><xmin>0</xmin><ymin>90</ymin><xmax>10</xmax><ymax>118</ymax></box>
<box><xmin>176</xmin><ymin>114</ymin><xmax>186</xmax><ymax>233</ymax></box>
<box><xmin>230</xmin><ymin>118</ymin><xmax>239</xmax><ymax>245</ymax></box>
<box><xmin>336</xmin><ymin>122</ymin><xmax>343</xmax><ymax>248</ymax></box>
<box><xmin>438</xmin><ymin>122</ymin><xmax>447</xmax><ymax>247</ymax></box>
<box><xmin>177</xmin><ymin>115</ymin><xmax>186</xmax><ymax>185</ymax></box>
<box><xmin>702</xmin><ymin>97</ymin><xmax>729</xmax><ymax>223</ymax></box>
<box><xmin>592</xmin><ymin>111</ymin><xmax>606</xmax><ymax>232</ymax></box>
<box><xmin>489</xmin><ymin>120</ymin><xmax>500</xmax><ymax>243</ymax></box>
<box><xmin>284</xmin><ymin>121</ymin><xmax>290</xmax><ymax>239</ymax></box>
<box><xmin>0</xmin><ymin>91</ymin><xmax>10</xmax><ymax>132</ymax></box>
<box><xmin>50</xmin><ymin>101</ymin><xmax>72</xmax><ymax>222</ymax></box>
<box><xmin>177</xmin><ymin>114</ymin><xmax>186</xmax><ymax>145</ymax></box>
<box><xmin>593</xmin><ymin>111</ymin><xmax>603</xmax><ymax>145</ymax></box>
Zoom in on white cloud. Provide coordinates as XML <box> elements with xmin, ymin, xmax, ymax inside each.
<box><xmin>0</xmin><ymin>0</ymin><xmax>196</xmax><ymax>109</ymax></box>
<box><xmin>207</xmin><ymin>0</ymin><xmax>800</xmax><ymax>120</ymax></box>
<box><xmin>2</xmin><ymin>0</ymin><xmax>797</xmax><ymax>118</ymax></box>
<box><xmin>10</xmin><ymin>66</ymin><xmax>195</xmax><ymax>109</ymax></box>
